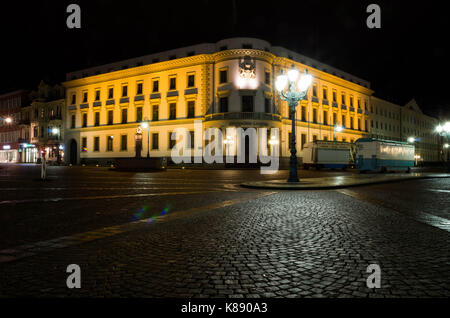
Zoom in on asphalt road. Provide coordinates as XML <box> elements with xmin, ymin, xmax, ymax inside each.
<box><xmin>0</xmin><ymin>164</ymin><xmax>448</xmax><ymax>297</ymax></box>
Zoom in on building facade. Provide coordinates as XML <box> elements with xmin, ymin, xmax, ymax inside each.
<box><xmin>369</xmin><ymin>97</ymin><xmax>440</xmax><ymax>162</ymax></box>
<box><xmin>63</xmin><ymin>37</ymin><xmax>373</xmax><ymax>165</ymax></box>
<box><xmin>20</xmin><ymin>81</ymin><xmax>65</xmax><ymax>163</ymax></box>
<box><xmin>0</xmin><ymin>90</ymin><xmax>30</xmax><ymax>163</ymax></box>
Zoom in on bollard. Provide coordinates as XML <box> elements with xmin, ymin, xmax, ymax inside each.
<box><xmin>41</xmin><ymin>157</ymin><xmax>47</xmax><ymax>180</ymax></box>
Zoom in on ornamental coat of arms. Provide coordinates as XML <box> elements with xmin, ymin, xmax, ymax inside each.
<box><xmin>239</xmin><ymin>55</ymin><xmax>256</xmax><ymax>80</ymax></box>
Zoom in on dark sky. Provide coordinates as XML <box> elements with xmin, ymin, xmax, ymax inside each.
<box><xmin>1</xmin><ymin>0</ymin><xmax>449</xmax><ymax>118</ymax></box>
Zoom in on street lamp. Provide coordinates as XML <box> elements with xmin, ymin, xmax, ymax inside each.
<box><xmin>435</xmin><ymin>121</ymin><xmax>450</xmax><ymax>165</ymax></box>
<box><xmin>140</xmin><ymin>118</ymin><xmax>150</xmax><ymax>158</ymax></box>
<box><xmin>407</xmin><ymin>136</ymin><xmax>416</xmax><ymax>143</ymax></box>
<box><xmin>276</xmin><ymin>64</ymin><xmax>313</xmax><ymax>182</ymax></box>
<box><xmin>5</xmin><ymin>117</ymin><xmax>12</xmax><ymax>124</ymax></box>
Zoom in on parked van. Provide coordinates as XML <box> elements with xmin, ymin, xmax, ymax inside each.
<box><xmin>355</xmin><ymin>138</ymin><xmax>414</xmax><ymax>172</ymax></box>
<box><xmin>300</xmin><ymin>140</ymin><xmax>353</xmax><ymax>170</ymax></box>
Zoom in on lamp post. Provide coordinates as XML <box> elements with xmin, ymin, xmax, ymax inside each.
<box><xmin>140</xmin><ymin>118</ymin><xmax>150</xmax><ymax>158</ymax></box>
<box><xmin>276</xmin><ymin>64</ymin><xmax>313</xmax><ymax>182</ymax></box>
<box><xmin>435</xmin><ymin>122</ymin><xmax>450</xmax><ymax>165</ymax></box>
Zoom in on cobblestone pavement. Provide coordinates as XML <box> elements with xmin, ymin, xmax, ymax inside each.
<box><xmin>0</xmin><ymin>164</ymin><xmax>448</xmax><ymax>297</ymax></box>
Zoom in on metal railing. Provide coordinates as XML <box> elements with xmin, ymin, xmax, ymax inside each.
<box><xmin>205</xmin><ymin>112</ymin><xmax>281</xmax><ymax>122</ymax></box>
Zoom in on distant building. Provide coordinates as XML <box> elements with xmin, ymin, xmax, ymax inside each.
<box><xmin>20</xmin><ymin>81</ymin><xmax>65</xmax><ymax>163</ymax></box>
<box><xmin>0</xmin><ymin>90</ymin><xmax>30</xmax><ymax>163</ymax></box>
<box><xmin>369</xmin><ymin>97</ymin><xmax>440</xmax><ymax>162</ymax></box>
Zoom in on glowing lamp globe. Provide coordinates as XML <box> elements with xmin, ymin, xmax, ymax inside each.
<box><xmin>275</xmin><ymin>75</ymin><xmax>288</xmax><ymax>92</ymax></box>
<box><xmin>287</xmin><ymin>68</ymin><xmax>299</xmax><ymax>82</ymax></box>
<box><xmin>298</xmin><ymin>73</ymin><xmax>313</xmax><ymax>92</ymax></box>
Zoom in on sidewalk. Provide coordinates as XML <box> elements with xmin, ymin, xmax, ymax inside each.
<box><xmin>241</xmin><ymin>173</ymin><xmax>450</xmax><ymax>190</ymax></box>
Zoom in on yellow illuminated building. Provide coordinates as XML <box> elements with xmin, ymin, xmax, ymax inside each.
<box><xmin>62</xmin><ymin>38</ymin><xmax>375</xmax><ymax>165</ymax></box>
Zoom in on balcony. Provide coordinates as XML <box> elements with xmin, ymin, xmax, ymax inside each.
<box><xmin>205</xmin><ymin>112</ymin><xmax>282</xmax><ymax>122</ymax></box>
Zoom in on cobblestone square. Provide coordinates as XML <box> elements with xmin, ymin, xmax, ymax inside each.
<box><xmin>0</xmin><ymin>164</ymin><xmax>449</xmax><ymax>298</ymax></box>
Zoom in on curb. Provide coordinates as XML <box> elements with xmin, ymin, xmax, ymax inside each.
<box><xmin>241</xmin><ymin>174</ymin><xmax>450</xmax><ymax>190</ymax></box>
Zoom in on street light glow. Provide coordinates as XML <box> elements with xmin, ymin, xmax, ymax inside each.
<box><xmin>335</xmin><ymin>125</ymin><xmax>344</xmax><ymax>133</ymax></box>
<box><xmin>443</xmin><ymin>122</ymin><xmax>450</xmax><ymax>132</ymax></box>
<box><xmin>140</xmin><ymin>122</ymin><xmax>149</xmax><ymax>129</ymax></box>
<box><xmin>287</xmin><ymin>67</ymin><xmax>299</xmax><ymax>82</ymax></box>
<box><xmin>444</xmin><ymin>143</ymin><xmax>450</xmax><ymax>149</ymax></box>
<box><xmin>275</xmin><ymin>74</ymin><xmax>288</xmax><ymax>92</ymax></box>
<box><xmin>297</xmin><ymin>72</ymin><xmax>313</xmax><ymax>92</ymax></box>
<box><xmin>268</xmin><ymin>135</ymin><xmax>279</xmax><ymax>145</ymax></box>
<box><xmin>5</xmin><ymin>117</ymin><xmax>12</xmax><ymax>124</ymax></box>
<box><xmin>52</xmin><ymin>128</ymin><xmax>59</xmax><ymax>134</ymax></box>
<box><xmin>408</xmin><ymin>137</ymin><xmax>416</xmax><ymax>143</ymax></box>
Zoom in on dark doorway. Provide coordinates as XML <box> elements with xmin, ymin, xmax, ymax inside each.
<box><xmin>69</xmin><ymin>139</ymin><xmax>77</xmax><ymax>164</ymax></box>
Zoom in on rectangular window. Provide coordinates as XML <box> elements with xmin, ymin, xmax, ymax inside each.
<box><xmin>313</xmin><ymin>109</ymin><xmax>317</xmax><ymax>123</ymax></box>
<box><xmin>264</xmin><ymin>98</ymin><xmax>271</xmax><ymax>113</ymax></box>
<box><xmin>121</xmin><ymin>108</ymin><xmax>127</xmax><ymax>124</ymax></box>
<box><xmin>312</xmin><ymin>85</ymin><xmax>317</xmax><ymax>97</ymax></box>
<box><xmin>323</xmin><ymin>88</ymin><xmax>328</xmax><ymax>100</ymax></box>
<box><xmin>358</xmin><ymin>119</ymin><xmax>361</xmax><ymax>130</ymax></box>
<box><xmin>82</xmin><ymin>92</ymin><xmax>88</xmax><ymax>103</ymax></box>
<box><xmin>82</xmin><ymin>113</ymin><xmax>87</xmax><ymax>127</ymax></box>
<box><xmin>152</xmin><ymin>133</ymin><xmax>159</xmax><ymax>150</ymax></box>
<box><xmin>81</xmin><ymin>137</ymin><xmax>87</xmax><ymax>152</ymax></box>
<box><xmin>169</xmin><ymin>132</ymin><xmax>176</xmax><ymax>149</ymax></box>
<box><xmin>187</xmin><ymin>101</ymin><xmax>195</xmax><ymax>118</ymax></box>
<box><xmin>301</xmin><ymin>133</ymin><xmax>307</xmax><ymax>150</ymax></box>
<box><xmin>301</xmin><ymin>106</ymin><xmax>306</xmax><ymax>121</ymax></box>
<box><xmin>219</xmin><ymin>97</ymin><xmax>229</xmax><ymax>113</ymax></box>
<box><xmin>136</xmin><ymin>107</ymin><xmax>143</xmax><ymax>122</ymax></box>
<box><xmin>107</xmin><ymin>136</ymin><xmax>113</xmax><ymax>151</ymax></box>
<box><xmin>136</xmin><ymin>82</ymin><xmax>143</xmax><ymax>95</ymax></box>
<box><xmin>152</xmin><ymin>105</ymin><xmax>159</xmax><ymax>121</ymax></box>
<box><xmin>242</xmin><ymin>96</ymin><xmax>254</xmax><ymax>112</ymax></box>
<box><xmin>189</xmin><ymin>131</ymin><xmax>194</xmax><ymax>149</ymax></box>
<box><xmin>341</xmin><ymin>94</ymin><xmax>345</xmax><ymax>105</ymax></box>
<box><xmin>187</xmin><ymin>74</ymin><xmax>195</xmax><ymax>88</ymax></box>
<box><xmin>313</xmin><ymin>135</ymin><xmax>317</xmax><ymax>142</ymax></box>
<box><xmin>350</xmin><ymin>97</ymin><xmax>354</xmax><ymax>107</ymax></box>
<box><xmin>71</xmin><ymin>114</ymin><xmax>76</xmax><ymax>128</ymax></box>
<box><xmin>94</xmin><ymin>112</ymin><xmax>100</xmax><ymax>126</ymax></box>
<box><xmin>169</xmin><ymin>77</ymin><xmax>176</xmax><ymax>90</ymax></box>
<box><xmin>323</xmin><ymin>111</ymin><xmax>328</xmax><ymax>125</ymax></box>
<box><xmin>219</xmin><ymin>70</ymin><xmax>228</xmax><ymax>84</ymax></box>
<box><xmin>152</xmin><ymin>80</ymin><xmax>159</xmax><ymax>93</ymax></box>
<box><xmin>108</xmin><ymin>87</ymin><xmax>114</xmax><ymax>99</ymax></box>
<box><xmin>342</xmin><ymin>115</ymin><xmax>346</xmax><ymax>127</ymax></box>
<box><xmin>71</xmin><ymin>94</ymin><xmax>76</xmax><ymax>105</ymax></box>
<box><xmin>350</xmin><ymin>117</ymin><xmax>354</xmax><ymax>129</ymax></box>
<box><xmin>94</xmin><ymin>136</ymin><xmax>99</xmax><ymax>152</ymax></box>
<box><xmin>95</xmin><ymin>90</ymin><xmax>100</xmax><ymax>101</ymax></box>
<box><xmin>333</xmin><ymin>113</ymin><xmax>337</xmax><ymax>125</ymax></box>
<box><xmin>265</xmin><ymin>71</ymin><xmax>270</xmax><ymax>85</ymax></box>
<box><xmin>169</xmin><ymin>103</ymin><xmax>176</xmax><ymax>119</ymax></box>
<box><xmin>121</xmin><ymin>135</ymin><xmax>127</xmax><ymax>151</ymax></box>
<box><xmin>122</xmin><ymin>85</ymin><xmax>128</xmax><ymax>97</ymax></box>
<box><xmin>332</xmin><ymin>91</ymin><xmax>337</xmax><ymax>102</ymax></box>
<box><xmin>108</xmin><ymin>110</ymin><xmax>113</xmax><ymax>125</ymax></box>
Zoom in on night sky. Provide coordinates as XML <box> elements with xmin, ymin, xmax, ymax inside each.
<box><xmin>1</xmin><ymin>0</ymin><xmax>449</xmax><ymax>118</ymax></box>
